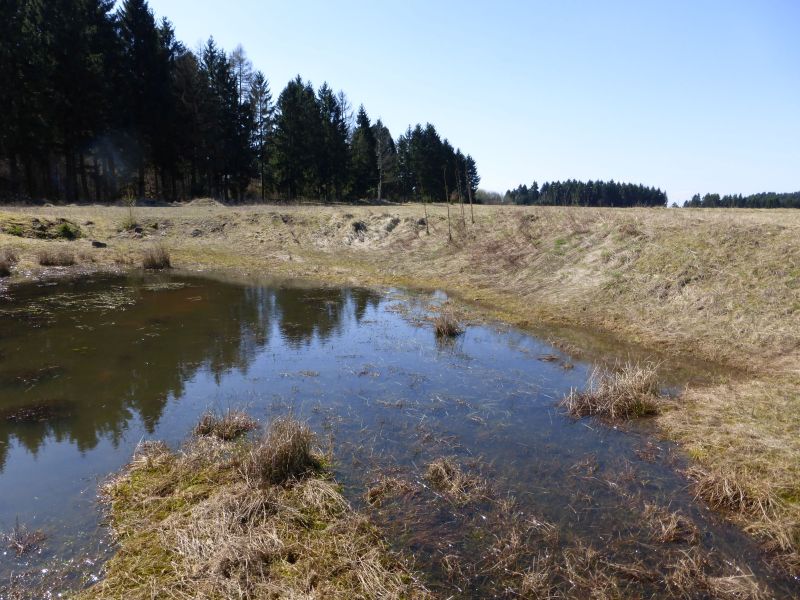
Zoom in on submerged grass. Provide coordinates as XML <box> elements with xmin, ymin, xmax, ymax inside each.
<box><xmin>561</xmin><ymin>361</ymin><xmax>661</xmax><ymax>419</ymax></box>
<box><xmin>424</xmin><ymin>457</ymin><xmax>486</xmax><ymax>505</ymax></box>
<box><xmin>77</xmin><ymin>416</ymin><xmax>430</xmax><ymax>599</ymax></box>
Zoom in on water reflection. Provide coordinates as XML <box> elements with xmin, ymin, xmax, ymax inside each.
<box><xmin>0</xmin><ymin>276</ymin><xmax>380</xmax><ymax>471</ymax></box>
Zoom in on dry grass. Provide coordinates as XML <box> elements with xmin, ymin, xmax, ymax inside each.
<box><xmin>1</xmin><ymin>203</ymin><xmax>799</xmax><ymax>571</ymax></box>
<box><xmin>365</xmin><ymin>475</ymin><xmax>416</xmax><ymax>507</ymax></box>
<box><xmin>193</xmin><ymin>409</ymin><xmax>259</xmax><ymax>441</ymax></box>
<box><xmin>665</xmin><ymin>550</ymin><xmax>767</xmax><ymax>600</ymax></box>
<box><xmin>142</xmin><ymin>244</ymin><xmax>171</xmax><ymax>269</ymax></box>
<box><xmin>424</xmin><ymin>457</ymin><xmax>486</xmax><ymax>505</ymax></box>
<box><xmin>0</xmin><ymin>246</ymin><xmax>18</xmax><ymax>276</ymax></box>
<box><xmin>36</xmin><ymin>247</ymin><xmax>75</xmax><ymax>266</ymax></box>
<box><xmin>661</xmin><ymin>378</ymin><xmax>800</xmax><ymax>572</ymax></box>
<box><xmin>561</xmin><ymin>361</ymin><xmax>661</xmax><ymax>419</ymax></box>
<box><xmin>243</xmin><ymin>416</ymin><xmax>321</xmax><ymax>485</ymax></box>
<box><xmin>643</xmin><ymin>503</ymin><xmax>699</xmax><ymax>544</ymax></box>
<box><xmin>77</xmin><ymin>416</ymin><xmax>430</xmax><ymax>600</ymax></box>
<box><xmin>433</xmin><ymin>311</ymin><xmax>463</xmax><ymax>338</ymax></box>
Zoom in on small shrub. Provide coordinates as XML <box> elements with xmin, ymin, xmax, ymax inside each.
<box><xmin>142</xmin><ymin>245</ymin><xmax>171</xmax><ymax>270</ymax></box>
<box><xmin>194</xmin><ymin>409</ymin><xmax>258</xmax><ymax>441</ymax></box>
<box><xmin>434</xmin><ymin>312</ymin><xmax>463</xmax><ymax>338</ymax></box>
<box><xmin>37</xmin><ymin>248</ymin><xmax>75</xmax><ymax>266</ymax></box>
<box><xmin>244</xmin><ymin>416</ymin><xmax>320</xmax><ymax>485</ymax></box>
<box><xmin>55</xmin><ymin>221</ymin><xmax>80</xmax><ymax>240</ymax></box>
<box><xmin>5</xmin><ymin>224</ymin><xmax>24</xmax><ymax>237</ymax></box>
<box><xmin>560</xmin><ymin>361</ymin><xmax>661</xmax><ymax>419</ymax></box>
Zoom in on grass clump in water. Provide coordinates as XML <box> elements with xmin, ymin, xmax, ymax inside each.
<box><xmin>36</xmin><ymin>248</ymin><xmax>76</xmax><ymax>266</ymax></box>
<box><xmin>424</xmin><ymin>457</ymin><xmax>486</xmax><ymax>505</ymax></box>
<box><xmin>433</xmin><ymin>311</ymin><xmax>463</xmax><ymax>338</ymax></box>
<box><xmin>4</xmin><ymin>519</ymin><xmax>46</xmax><ymax>556</ymax></box>
<box><xmin>193</xmin><ymin>409</ymin><xmax>259</xmax><ymax>441</ymax></box>
<box><xmin>77</xmin><ymin>415</ymin><xmax>430</xmax><ymax>600</ymax></box>
<box><xmin>142</xmin><ymin>245</ymin><xmax>171</xmax><ymax>269</ymax></box>
<box><xmin>560</xmin><ymin>361</ymin><xmax>661</xmax><ymax>419</ymax></box>
<box><xmin>244</xmin><ymin>416</ymin><xmax>321</xmax><ymax>485</ymax></box>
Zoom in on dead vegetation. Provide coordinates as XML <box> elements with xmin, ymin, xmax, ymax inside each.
<box><xmin>193</xmin><ymin>409</ymin><xmax>259</xmax><ymax>441</ymax></box>
<box><xmin>561</xmin><ymin>361</ymin><xmax>662</xmax><ymax>419</ymax></box>
<box><xmin>0</xmin><ymin>246</ymin><xmax>18</xmax><ymax>276</ymax></box>
<box><xmin>433</xmin><ymin>311</ymin><xmax>463</xmax><ymax>338</ymax></box>
<box><xmin>3</xmin><ymin>519</ymin><xmax>46</xmax><ymax>556</ymax></box>
<box><xmin>643</xmin><ymin>503</ymin><xmax>699</xmax><ymax>544</ymax></box>
<box><xmin>141</xmin><ymin>244</ymin><xmax>171</xmax><ymax>269</ymax></box>
<box><xmin>424</xmin><ymin>457</ymin><xmax>486</xmax><ymax>504</ymax></box>
<box><xmin>77</xmin><ymin>416</ymin><xmax>430</xmax><ymax>600</ymax></box>
<box><xmin>1</xmin><ymin>203</ymin><xmax>798</xmax><ymax>574</ymax></box>
<box><xmin>36</xmin><ymin>247</ymin><xmax>76</xmax><ymax>266</ymax></box>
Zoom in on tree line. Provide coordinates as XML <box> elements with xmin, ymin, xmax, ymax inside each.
<box><xmin>504</xmin><ymin>180</ymin><xmax>667</xmax><ymax>207</ymax></box>
<box><xmin>682</xmin><ymin>191</ymin><xmax>800</xmax><ymax>209</ymax></box>
<box><xmin>0</xmin><ymin>0</ymin><xmax>479</xmax><ymax>204</ymax></box>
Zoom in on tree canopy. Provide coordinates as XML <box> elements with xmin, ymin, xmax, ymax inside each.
<box><xmin>0</xmin><ymin>0</ymin><xmax>478</xmax><ymax>204</ymax></box>
<box><xmin>505</xmin><ymin>180</ymin><xmax>667</xmax><ymax>207</ymax></box>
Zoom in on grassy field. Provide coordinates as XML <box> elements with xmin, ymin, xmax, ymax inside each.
<box><xmin>1</xmin><ymin>201</ymin><xmax>798</xmax><ymax>574</ymax></box>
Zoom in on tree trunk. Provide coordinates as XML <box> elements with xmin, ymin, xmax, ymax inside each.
<box><xmin>93</xmin><ymin>157</ymin><xmax>102</xmax><ymax>203</ymax></box>
<box><xmin>79</xmin><ymin>152</ymin><xmax>90</xmax><ymax>201</ymax></box>
<box><xmin>137</xmin><ymin>160</ymin><xmax>145</xmax><ymax>199</ymax></box>
<box><xmin>443</xmin><ymin>167</ymin><xmax>451</xmax><ymax>242</ymax></box>
<box><xmin>65</xmin><ymin>146</ymin><xmax>78</xmax><ymax>203</ymax></box>
<box><xmin>467</xmin><ymin>178</ymin><xmax>475</xmax><ymax>224</ymax></box>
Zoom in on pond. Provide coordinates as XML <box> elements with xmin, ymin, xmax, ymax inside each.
<box><xmin>0</xmin><ymin>273</ymin><xmax>795</xmax><ymax>597</ymax></box>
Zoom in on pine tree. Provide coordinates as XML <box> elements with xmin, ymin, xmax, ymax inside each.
<box><xmin>372</xmin><ymin>119</ymin><xmax>396</xmax><ymax>201</ymax></box>
<box><xmin>349</xmin><ymin>105</ymin><xmax>377</xmax><ymax>199</ymax></box>
<box><xmin>249</xmin><ymin>71</ymin><xmax>273</xmax><ymax>200</ymax></box>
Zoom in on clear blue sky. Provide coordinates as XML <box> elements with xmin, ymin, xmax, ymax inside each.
<box><xmin>145</xmin><ymin>0</ymin><xmax>799</xmax><ymax>202</ymax></box>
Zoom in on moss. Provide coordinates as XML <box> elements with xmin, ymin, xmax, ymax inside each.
<box><xmin>55</xmin><ymin>221</ymin><xmax>81</xmax><ymax>240</ymax></box>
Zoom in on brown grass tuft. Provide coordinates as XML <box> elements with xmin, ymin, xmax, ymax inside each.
<box><xmin>560</xmin><ymin>361</ymin><xmax>661</xmax><ymax>419</ymax></box>
<box><xmin>77</xmin><ymin>418</ymin><xmax>430</xmax><ymax>599</ymax></box>
<box><xmin>244</xmin><ymin>416</ymin><xmax>321</xmax><ymax>485</ymax></box>
<box><xmin>142</xmin><ymin>244</ymin><xmax>171</xmax><ymax>269</ymax></box>
<box><xmin>0</xmin><ymin>247</ymin><xmax>17</xmax><ymax>276</ymax></box>
<box><xmin>194</xmin><ymin>409</ymin><xmax>259</xmax><ymax>441</ymax></box>
<box><xmin>433</xmin><ymin>311</ymin><xmax>463</xmax><ymax>338</ymax></box>
<box><xmin>424</xmin><ymin>457</ymin><xmax>486</xmax><ymax>504</ymax></box>
<box><xmin>36</xmin><ymin>248</ymin><xmax>75</xmax><ymax>266</ymax></box>
<box><xmin>643</xmin><ymin>503</ymin><xmax>699</xmax><ymax>544</ymax></box>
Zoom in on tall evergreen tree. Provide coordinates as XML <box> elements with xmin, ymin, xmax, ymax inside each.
<box><xmin>249</xmin><ymin>71</ymin><xmax>273</xmax><ymax>200</ymax></box>
<box><xmin>271</xmin><ymin>76</ymin><xmax>323</xmax><ymax>199</ymax></box>
<box><xmin>349</xmin><ymin>105</ymin><xmax>376</xmax><ymax>199</ymax></box>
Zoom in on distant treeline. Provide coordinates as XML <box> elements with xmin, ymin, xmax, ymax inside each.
<box><xmin>0</xmin><ymin>0</ymin><xmax>478</xmax><ymax>204</ymax></box>
<box><xmin>504</xmin><ymin>180</ymin><xmax>667</xmax><ymax>207</ymax></box>
<box><xmin>682</xmin><ymin>191</ymin><xmax>800</xmax><ymax>209</ymax></box>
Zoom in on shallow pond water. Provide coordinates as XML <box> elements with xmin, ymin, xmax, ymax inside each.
<box><xmin>0</xmin><ymin>273</ymin><xmax>795</xmax><ymax>597</ymax></box>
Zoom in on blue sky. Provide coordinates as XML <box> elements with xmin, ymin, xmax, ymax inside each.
<box><xmin>145</xmin><ymin>0</ymin><xmax>799</xmax><ymax>201</ymax></box>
